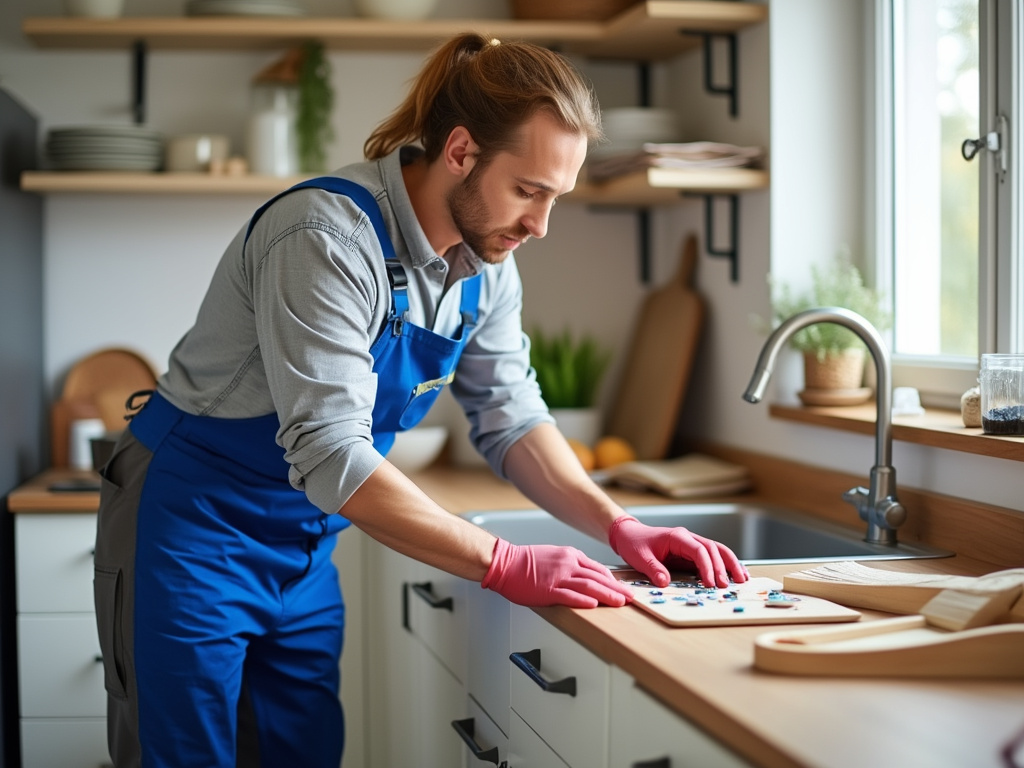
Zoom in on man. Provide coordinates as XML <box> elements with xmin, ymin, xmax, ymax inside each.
<box><xmin>94</xmin><ymin>33</ymin><xmax>748</xmax><ymax>768</ymax></box>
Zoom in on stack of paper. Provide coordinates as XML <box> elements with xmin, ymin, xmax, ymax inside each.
<box><xmin>587</xmin><ymin>141</ymin><xmax>764</xmax><ymax>182</ymax></box>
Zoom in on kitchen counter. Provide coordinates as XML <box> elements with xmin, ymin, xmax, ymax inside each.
<box><xmin>411</xmin><ymin>465</ymin><xmax>1024</xmax><ymax>768</ymax></box>
<box><xmin>9</xmin><ymin>463</ymin><xmax>1024</xmax><ymax>768</ymax></box>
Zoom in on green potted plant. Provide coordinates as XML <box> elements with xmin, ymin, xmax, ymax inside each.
<box><xmin>529</xmin><ymin>327</ymin><xmax>611</xmax><ymax>444</ymax></box>
<box><xmin>770</xmin><ymin>253</ymin><xmax>891</xmax><ymax>405</ymax></box>
<box><xmin>296</xmin><ymin>40</ymin><xmax>334</xmax><ymax>174</ymax></box>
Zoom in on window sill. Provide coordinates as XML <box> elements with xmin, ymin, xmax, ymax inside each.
<box><xmin>768</xmin><ymin>402</ymin><xmax>1024</xmax><ymax>463</ymax></box>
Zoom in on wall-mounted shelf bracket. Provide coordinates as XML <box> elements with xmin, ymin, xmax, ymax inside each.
<box><xmin>132</xmin><ymin>39</ymin><xmax>147</xmax><ymax>125</ymax></box>
<box><xmin>686</xmin><ymin>193</ymin><xmax>740</xmax><ymax>282</ymax></box>
<box><xmin>681</xmin><ymin>31</ymin><xmax>738</xmax><ymax>117</ymax></box>
<box><xmin>637</xmin><ymin>209</ymin><xmax>652</xmax><ymax>283</ymax></box>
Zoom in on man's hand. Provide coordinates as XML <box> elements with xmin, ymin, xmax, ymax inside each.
<box><xmin>608</xmin><ymin>516</ymin><xmax>749</xmax><ymax>588</ymax></box>
<box><xmin>482</xmin><ymin>538</ymin><xmax>634</xmax><ymax>608</ymax></box>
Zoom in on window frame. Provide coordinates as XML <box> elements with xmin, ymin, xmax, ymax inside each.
<box><xmin>871</xmin><ymin>0</ymin><xmax>1022</xmax><ymax>408</ymax></box>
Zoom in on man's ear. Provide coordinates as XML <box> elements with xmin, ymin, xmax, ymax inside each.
<box><xmin>442</xmin><ymin>126</ymin><xmax>479</xmax><ymax>179</ymax></box>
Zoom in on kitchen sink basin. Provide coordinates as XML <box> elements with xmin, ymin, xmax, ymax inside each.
<box><xmin>464</xmin><ymin>503</ymin><xmax>951</xmax><ymax>566</ymax></box>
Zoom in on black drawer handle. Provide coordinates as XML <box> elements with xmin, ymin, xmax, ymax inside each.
<box><xmin>509</xmin><ymin>649</ymin><xmax>576</xmax><ymax>697</ymax></box>
<box><xmin>411</xmin><ymin>581</ymin><xmax>454</xmax><ymax>611</ymax></box>
<box><xmin>633</xmin><ymin>759</ymin><xmax>671</xmax><ymax>768</ymax></box>
<box><xmin>451</xmin><ymin>718</ymin><xmax>500</xmax><ymax>765</ymax></box>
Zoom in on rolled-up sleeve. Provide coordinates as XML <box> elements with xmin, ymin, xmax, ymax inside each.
<box><xmin>250</xmin><ymin>198</ymin><xmax>390</xmax><ymax>515</ymax></box>
<box><xmin>450</xmin><ymin>255</ymin><xmax>554</xmax><ymax>477</ymax></box>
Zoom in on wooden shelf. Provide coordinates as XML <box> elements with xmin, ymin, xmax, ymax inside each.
<box><xmin>20</xmin><ymin>171</ymin><xmax>308</xmax><ymax>195</ymax></box>
<box><xmin>20</xmin><ymin>166</ymin><xmax>769</xmax><ymax>201</ymax></box>
<box><xmin>769</xmin><ymin>402</ymin><xmax>1024</xmax><ymax>463</ymax></box>
<box><xmin>22</xmin><ymin>1</ymin><xmax>767</xmax><ymax>60</ymax></box>
<box><xmin>572</xmin><ymin>166</ymin><xmax>768</xmax><ymax>206</ymax></box>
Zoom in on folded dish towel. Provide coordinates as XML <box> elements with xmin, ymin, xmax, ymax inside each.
<box><xmin>596</xmin><ymin>452</ymin><xmax>750</xmax><ymax>499</ymax></box>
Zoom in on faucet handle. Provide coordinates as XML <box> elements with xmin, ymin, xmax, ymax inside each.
<box><xmin>842</xmin><ymin>486</ymin><xmax>869</xmax><ymax>520</ymax></box>
<box><xmin>877</xmin><ymin>497</ymin><xmax>907</xmax><ymax>529</ymax></box>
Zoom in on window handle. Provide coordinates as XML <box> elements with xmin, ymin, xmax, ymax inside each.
<box><xmin>962</xmin><ymin>131</ymin><xmax>999</xmax><ymax>160</ymax></box>
<box><xmin>962</xmin><ymin>115</ymin><xmax>1008</xmax><ymax>173</ymax></box>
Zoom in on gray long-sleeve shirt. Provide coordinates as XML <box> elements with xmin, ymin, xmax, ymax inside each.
<box><xmin>158</xmin><ymin>146</ymin><xmax>552</xmax><ymax>515</ymax></box>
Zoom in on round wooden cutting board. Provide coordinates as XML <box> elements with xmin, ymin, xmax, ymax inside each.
<box><xmin>51</xmin><ymin>347</ymin><xmax>159</xmax><ymax>467</ymax></box>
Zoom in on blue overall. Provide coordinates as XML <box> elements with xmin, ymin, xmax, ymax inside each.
<box><xmin>125</xmin><ymin>178</ymin><xmax>480</xmax><ymax>766</ymax></box>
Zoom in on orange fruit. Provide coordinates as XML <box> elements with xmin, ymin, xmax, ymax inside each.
<box><xmin>593</xmin><ymin>435</ymin><xmax>637</xmax><ymax>469</ymax></box>
<box><xmin>566</xmin><ymin>438</ymin><xmax>595</xmax><ymax>472</ymax></box>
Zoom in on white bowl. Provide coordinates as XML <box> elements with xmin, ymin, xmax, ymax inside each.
<box><xmin>353</xmin><ymin>0</ymin><xmax>438</xmax><ymax>19</ymax></box>
<box><xmin>64</xmin><ymin>0</ymin><xmax>125</xmax><ymax>17</ymax></box>
<box><xmin>165</xmin><ymin>134</ymin><xmax>230</xmax><ymax>172</ymax></box>
<box><xmin>387</xmin><ymin>426</ymin><xmax>448</xmax><ymax>473</ymax></box>
<box><xmin>601</xmin><ymin>107</ymin><xmax>680</xmax><ymax>144</ymax></box>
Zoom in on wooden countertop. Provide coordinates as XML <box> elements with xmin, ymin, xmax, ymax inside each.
<box><xmin>413</xmin><ymin>466</ymin><xmax>1024</xmax><ymax>768</ymax></box>
<box><xmin>10</xmin><ymin>463</ymin><xmax>1024</xmax><ymax>768</ymax></box>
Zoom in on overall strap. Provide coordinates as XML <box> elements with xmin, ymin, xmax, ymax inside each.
<box><xmin>244</xmin><ymin>177</ymin><xmax>408</xmax><ymax>317</ymax></box>
<box><xmin>459</xmin><ymin>272</ymin><xmax>482</xmax><ymax>327</ymax></box>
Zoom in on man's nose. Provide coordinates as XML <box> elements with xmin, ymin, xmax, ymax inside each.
<box><xmin>521</xmin><ymin>204</ymin><xmax>552</xmax><ymax>239</ymax></box>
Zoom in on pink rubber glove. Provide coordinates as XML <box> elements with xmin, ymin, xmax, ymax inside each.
<box><xmin>481</xmin><ymin>538</ymin><xmax>634</xmax><ymax>608</ymax></box>
<box><xmin>608</xmin><ymin>516</ymin><xmax>750</xmax><ymax>589</ymax></box>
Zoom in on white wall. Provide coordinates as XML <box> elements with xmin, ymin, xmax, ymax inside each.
<box><xmin>1</xmin><ymin>0</ymin><xmax>1021</xmax><ymax>518</ymax></box>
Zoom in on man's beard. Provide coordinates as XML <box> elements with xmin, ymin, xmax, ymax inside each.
<box><xmin>447</xmin><ymin>166</ymin><xmax>530</xmax><ymax>264</ymax></box>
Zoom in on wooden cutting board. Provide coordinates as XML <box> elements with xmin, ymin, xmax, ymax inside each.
<box><xmin>606</xmin><ymin>234</ymin><xmax>703</xmax><ymax>460</ymax></box>
<box><xmin>51</xmin><ymin>347</ymin><xmax>158</xmax><ymax>467</ymax></box>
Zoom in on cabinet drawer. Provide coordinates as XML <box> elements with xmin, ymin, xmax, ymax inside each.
<box><xmin>509</xmin><ymin>605</ymin><xmax>610</xmax><ymax>768</ymax></box>
<box><xmin>412</xmin><ymin>639</ymin><xmax>467</xmax><ymax>768</ymax></box>
<box><xmin>609</xmin><ymin>667</ymin><xmax>750</xmax><ymax>768</ymax></box>
<box><xmin>508</xmin><ymin>709</ymin><xmax>569</xmax><ymax>768</ymax></box>
<box><xmin>406</xmin><ymin>562</ymin><xmax>468</xmax><ymax>683</ymax></box>
<box><xmin>20</xmin><ymin>717</ymin><xmax>111</xmax><ymax>768</ymax></box>
<box><xmin>16</xmin><ymin>513</ymin><xmax>97</xmax><ymax>613</ymax></box>
<box><xmin>18</xmin><ymin>614</ymin><xmax>105</xmax><ymax>717</ymax></box>
<box><xmin>465</xmin><ymin>579</ymin><xmax>510</xmax><ymax>736</ymax></box>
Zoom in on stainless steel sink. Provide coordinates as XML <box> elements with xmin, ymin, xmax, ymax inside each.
<box><xmin>464</xmin><ymin>503</ymin><xmax>951</xmax><ymax>566</ymax></box>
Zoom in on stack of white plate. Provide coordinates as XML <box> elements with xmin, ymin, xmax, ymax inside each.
<box><xmin>185</xmin><ymin>0</ymin><xmax>306</xmax><ymax>16</ymax></box>
<box><xmin>46</xmin><ymin>125</ymin><xmax>164</xmax><ymax>171</ymax></box>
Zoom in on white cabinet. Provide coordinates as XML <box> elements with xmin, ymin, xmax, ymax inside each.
<box><xmin>508</xmin><ymin>709</ymin><xmax>570</xmax><ymax>768</ymax></box>
<box><xmin>465</xmin><ymin>578</ymin><xmax>511</xmax><ymax>738</ymax></box>
<box><xmin>363</xmin><ymin>538</ymin><xmax>470</xmax><ymax>768</ymax></box>
<box><xmin>508</xmin><ymin>604</ymin><xmax>611</xmax><ymax>768</ymax></box>
<box><xmin>609</xmin><ymin>667</ymin><xmax>749</xmax><ymax>768</ymax></box>
<box><xmin>14</xmin><ymin>512</ymin><xmax>112</xmax><ymax>768</ymax></box>
<box><xmin>361</xmin><ymin>539</ymin><xmax>753</xmax><ymax>768</ymax></box>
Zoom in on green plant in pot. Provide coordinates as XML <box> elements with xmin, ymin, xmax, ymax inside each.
<box><xmin>529</xmin><ymin>327</ymin><xmax>611</xmax><ymax>445</ymax></box>
<box><xmin>770</xmin><ymin>254</ymin><xmax>891</xmax><ymax>406</ymax></box>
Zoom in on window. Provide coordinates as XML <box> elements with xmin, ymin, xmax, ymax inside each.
<box><xmin>875</xmin><ymin>0</ymin><xmax>1022</xmax><ymax>405</ymax></box>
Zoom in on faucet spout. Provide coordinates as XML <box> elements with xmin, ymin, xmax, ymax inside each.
<box><xmin>743</xmin><ymin>307</ymin><xmax>904</xmax><ymax>545</ymax></box>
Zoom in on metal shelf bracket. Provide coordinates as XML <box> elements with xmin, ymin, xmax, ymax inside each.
<box><xmin>132</xmin><ymin>39</ymin><xmax>147</xmax><ymax>125</ymax></box>
<box><xmin>680</xmin><ymin>31</ymin><xmax>739</xmax><ymax>117</ymax></box>
<box><xmin>687</xmin><ymin>193</ymin><xmax>740</xmax><ymax>282</ymax></box>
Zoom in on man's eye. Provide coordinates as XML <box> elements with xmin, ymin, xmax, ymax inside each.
<box><xmin>517</xmin><ymin>187</ymin><xmax>534</xmax><ymax>199</ymax></box>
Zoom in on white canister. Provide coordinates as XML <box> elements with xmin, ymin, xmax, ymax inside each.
<box><xmin>247</xmin><ymin>84</ymin><xmax>299</xmax><ymax>177</ymax></box>
<box><xmin>69</xmin><ymin>418</ymin><xmax>106</xmax><ymax>470</ymax></box>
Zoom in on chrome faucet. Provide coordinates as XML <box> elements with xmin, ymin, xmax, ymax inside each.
<box><xmin>742</xmin><ymin>307</ymin><xmax>906</xmax><ymax>546</ymax></box>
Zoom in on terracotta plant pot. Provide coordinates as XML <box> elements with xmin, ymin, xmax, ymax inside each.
<box><xmin>799</xmin><ymin>349</ymin><xmax>871</xmax><ymax>406</ymax></box>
